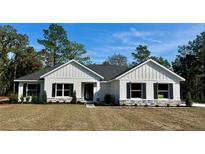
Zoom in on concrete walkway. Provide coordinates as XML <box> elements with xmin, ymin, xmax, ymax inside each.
<box><xmin>193</xmin><ymin>103</ymin><xmax>205</xmax><ymax>107</ymax></box>
<box><xmin>180</xmin><ymin>103</ymin><xmax>205</xmax><ymax>107</ymax></box>
<box><xmin>85</xmin><ymin>104</ymin><xmax>95</xmax><ymax>108</ymax></box>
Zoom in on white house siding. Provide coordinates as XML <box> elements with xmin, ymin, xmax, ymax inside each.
<box><xmin>119</xmin><ymin>61</ymin><xmax>181</xmax><ymax>106</ymax></box>
<box><xmin>98</xmin><ymin>82</ymin><xmax>110</xmax><ymax>102</ymax></box>
<box><xmin>110</xmin><ymin>80</ymin><xmax>120</xmax><ymax>103</ymax></box>
<box><xmin>44</xmin><ymin>61</ymin><xmax>101</xmax><ymax>102</ymax></box>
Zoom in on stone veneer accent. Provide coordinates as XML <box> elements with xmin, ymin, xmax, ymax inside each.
<box><xmin>47</xmin><ymin>97</ymin><xmax>83</xmax><ymax>103</ymax></box>
<box><xmin>119</xmin><ymin>99</ymin><xmax>181</xmax><ymax>106</ymax></box>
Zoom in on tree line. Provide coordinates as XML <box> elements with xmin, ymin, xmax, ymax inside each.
<box><xmin>0</xmin><ymin>24</ymin><xmax>204</xmax><ymax>101</ymax></box>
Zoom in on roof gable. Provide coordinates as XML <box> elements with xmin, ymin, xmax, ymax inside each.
<box><xmin>40</xmin><ymin>60</ymin><xmax>104</xmax><ymax>79</ymax></box>
<box><xmin>115</xmin><ymin>59</ymin><xmax>185</xmax><ymax>81</ymax></box>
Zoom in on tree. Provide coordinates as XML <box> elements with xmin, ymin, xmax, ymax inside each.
<box><xmin>0</xmin><ymin>25</ymin><xmax>18</xmax><ymax>64</ymax></box>
<box><xmin>37</xmin><ymin>24</ymin><xmax>68</xmax><ymax>66</ymax></box>
<box><xmin>172</xmin><ymin>32</ymin><xmax>205</xmax><ymax>100</ymax></box>
<box><xmin>0</xmin><ymin>25</ymin><xmax>42</xmax><ymax>95</ymax></box>
<box><xmin>13</xmin><ymin>47</ymin><xmax>42</xmax><ymax>78</ymax></box>
<box><xmin>38</xmin><ymin>24</ymin><xmax>91</xmax><ymax>66</ymax></box>
<box><xmin>186</xmin><ymin>91</ymin><xmax>192</xmax><ymax>107</ymax></box>
<box><xmin>150</xmin><ymin>56</ymin><xmax>172</xmax><ymax>69</ymax></box>
<box><xmin>62</xmin><ymin>41</ymin><xmax>91</xmax><ymax>64</ymax></box>
<box><xmin>102</xmin><ymin>54</ymin><xmax>128</xmax><ymax>66</ymax></box>
<box><xmin>132</xmin><ymin>45</ymin><xmax>151</xmax><ymax>64</ymax></box>
<box><xmin>38</xmin><ymin>49</ymin><xmax>54</xmax><ymax>67</ymax></box>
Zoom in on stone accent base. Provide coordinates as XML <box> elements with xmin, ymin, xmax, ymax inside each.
<box><xmin>119</xmin><ymin>100</ymin><xmax>181</xmax><ymax>106</ymax></box>
<box><xmin>47</xmin><ymin>97</ymin><xmax>83</xmax><ymax>103</ymax></box>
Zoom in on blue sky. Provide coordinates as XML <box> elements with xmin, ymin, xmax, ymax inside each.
<box><xmin>1</xmin><ymin>23</ymin><xmax>205</xmax><ymax>63</ymax></box>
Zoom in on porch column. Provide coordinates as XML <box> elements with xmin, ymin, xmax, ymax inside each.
<box><xmin>94</xmin><ymin>81</ymin><xmax>100</xmax><ymax>102</ymax></box>
<box><xmin>18</xmin><ymin>83</ymin><xmax>24</xmax><ymax>101</ymax></box>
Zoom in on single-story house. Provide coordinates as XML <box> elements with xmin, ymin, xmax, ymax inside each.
<box><xmin>14</xmin><ymin>59</ymin><xmax>185</xmax><ymax>106</ymax></box>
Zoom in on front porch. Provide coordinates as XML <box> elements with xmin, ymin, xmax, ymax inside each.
<box><xmin>17</xmin><ymin>81</ymin><xmax>44</xmax><ymax>102</ymax></box>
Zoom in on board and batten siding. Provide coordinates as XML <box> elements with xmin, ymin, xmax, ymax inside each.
<box><xmin>110</xmin><ymin>80</ymin><xmax>120</xmax><ymax>102</ymax></box>
<box><xmin>98</xmin><ymin>82</ymin><xmax>110</xmax><ymax>101</ymax></box>
<box><xmin>44</xmin><ymin>61</ymin><xmax>101</xmax><ymax>101</ymax></box>
<box><xmin>119</xmin><ymin>61</ymin><xmax>181</xmax><ymax>100</ymax></box>
<box><xmin>45</xmin><ymin>62</ymin><xmax>100</xmax><ymax>79</ymax></box>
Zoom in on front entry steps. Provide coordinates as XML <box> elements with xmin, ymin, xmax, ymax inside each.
<box><xmin>85</xmin><ymin>103</ymin><xmax>95</xmax><ymax>108</ymax></box>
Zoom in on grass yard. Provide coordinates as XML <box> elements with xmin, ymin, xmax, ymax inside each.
<box><xmin>0</xmin><ymin>104</ymin><xmax>205</xmax><ymax>131</ymax></box>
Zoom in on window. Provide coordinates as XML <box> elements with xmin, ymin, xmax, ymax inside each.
<box><xmin>56</xmin><ymin>84</ymin><xmax>63</xmax><ymax>96</ymax></box>
<box><xmin>64</xmin><ymin>84</ymin><xmax>71</xmax><ymax>96</ymax></box>
<box><xmin>131</xmin><ymin>83</ymin><xmax>142</xmax><ymax>98</ymax></box>
<box><xmin>158</xmin><ymin>84</ymin><xmax>169</xmax><ymax>99</ymax></box>
<box><xmin>27</xmin><ymin>84</ymin><xmax>37</xmax><ymax>96</ymax></box>
<box><xmin>55</xmin><ymin>83</ymin><xmax>73</xmax><ymax>97</ymax></box>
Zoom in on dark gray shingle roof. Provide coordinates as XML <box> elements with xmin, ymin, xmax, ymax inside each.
<box><xmin>15</xmin><ymin>63</ymin><xmax>129</xmax><ymax>81</ymax></box>
<box><xmin>15</xmin><ymin>64</ymin><xmax>62</xmax><ymax>80</ymax></box>
<box><xmin>87</xmin><ymin>65</ymin><xmax>128</xmax><ymax>80</ymax></box>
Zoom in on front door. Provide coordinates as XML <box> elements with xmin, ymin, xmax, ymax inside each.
<box><xmin>84</xmin><ymin>84</ymin><xmax>94</xmax><ymax>101</ymax></box>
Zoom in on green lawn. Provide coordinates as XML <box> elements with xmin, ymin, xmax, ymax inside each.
<box><xmin>0</xmin><ymin>104</ymin><xmax>205</xmax><ymax>131</ymax></box>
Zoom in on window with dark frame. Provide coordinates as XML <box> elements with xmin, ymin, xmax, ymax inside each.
<box><xmin>130</xmin><ymin>83</ymin><xmax>142</xmax><ymax>98</ymax></box>
<box><xmin>56</xmin><ymin>84</ymin><xmax>63</xmax><ymax>96</ymax></box>
<box><xmin>27</xmin><ymin>84</ymin><xmax>37</xmax><ymax>96</ymax></box>
<box><xmin>64</xmin><ymin>84</ymin><xmax>71</xmax><ymax>96</ymax></box>
<box><xmin>158</xmin><ymin>84</ymin><xmax>169</xmax><ymax>99</ymax></box>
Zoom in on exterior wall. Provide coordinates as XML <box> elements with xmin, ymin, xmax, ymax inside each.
<box><xmin>98</xmin><ymin>82</ymin><xmax>110</xmax><ymax>102</ymax></box>
<box><xmin>44</xmin><ymin>61</ymin><xmax>101</xmax><ymax>102</ymax></box>
<box><xmin>119</xmin><ymin>80</ymin><xmax>181</xmax><ymax>100</ymax></box>
<box><xmin>110</xmin><ymin>80</ymin><xmax>120</xmax><ymax>103</ymax></box>
<box><xmin>119</xmin><ymin>61</ymin><xmax>182</xmax><ymax>106</ymax></box>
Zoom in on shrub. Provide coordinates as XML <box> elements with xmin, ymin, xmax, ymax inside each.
<box><xmin>71</xmin><ymin>90</ymin><xmax>77</xmax><ymax>104</ymax></box>
<box><xmin>167</xmin><ymin>104</ymin><xmax>170</xmax><ymax>107</ymax></box>
<box><xmin>20</xmin><ymin>94</ymin><xmax>24</xmax><ymax>103</ymax></box>
<box><xmin>177</xmin><ymin>104</ymin><xmax>180</xmax><ymax>107</ymax></box>
<box><xmin>41</xmin><ymin>90</ymin><xmax>47</xmax><ymax>103</ymax></box>
<box><xmin>32</xmin><ymin>95</ymin><xmax>39</xmax><ymax>104</ymax></box>
<box><xmin>186</xmin><ymin>91</ymin><xmax>192</xmax><ymax>107</ymax></box>
<box><xmin>155</xmin><ymin>104</ymin><xmax>159</xmax><ymax>107</ymax></box>
<box><xmin>9</xmin><ymin>93</ymin><xmax>18</xmax><ymax>103</ymax></box>
<box><xmin>104</xmin><ymin>94</ymin><xmax>115</xmax><ymax>105</ymax></box>
<box><xmin>25</xmin><ymin>96</ymin><xmax>30</xmax><ymax>103</ymax></box>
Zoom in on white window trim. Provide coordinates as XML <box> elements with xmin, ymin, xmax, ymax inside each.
<box><xmin>130</xmin><ymin>83</ymin><xmax>143</xmax><ymax>99</ymax></box>
<box><xmin>55</xmin><ymin>83</ymin><xmax>73</xmax><ymax>98</ymax></box>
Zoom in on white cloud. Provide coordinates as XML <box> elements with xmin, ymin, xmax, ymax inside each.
<box><xmin>88</xmin><ymin>24</ymin><xmax>205</xmax><ymax>63</ymax></box>
<box><xmin>112</xmin><ymin>27</ymin><xmax>163</xmax><ymax>45</ymax></box>
<box><xmin>113</xmin><ymin>28</ymin><xmax>155</xmax><ymax>43</ymax></box>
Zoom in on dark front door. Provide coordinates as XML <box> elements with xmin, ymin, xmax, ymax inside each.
<box><xmin>84</xmin><ymin>84</ymin><xmax>94</xmax><ymax>101</ymax></box>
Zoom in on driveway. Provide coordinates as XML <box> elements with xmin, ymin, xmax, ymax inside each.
<box><xmin>193</xmin><ymin>103</ymin><xmax>205</xmax><ymax>107</ymax></box>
